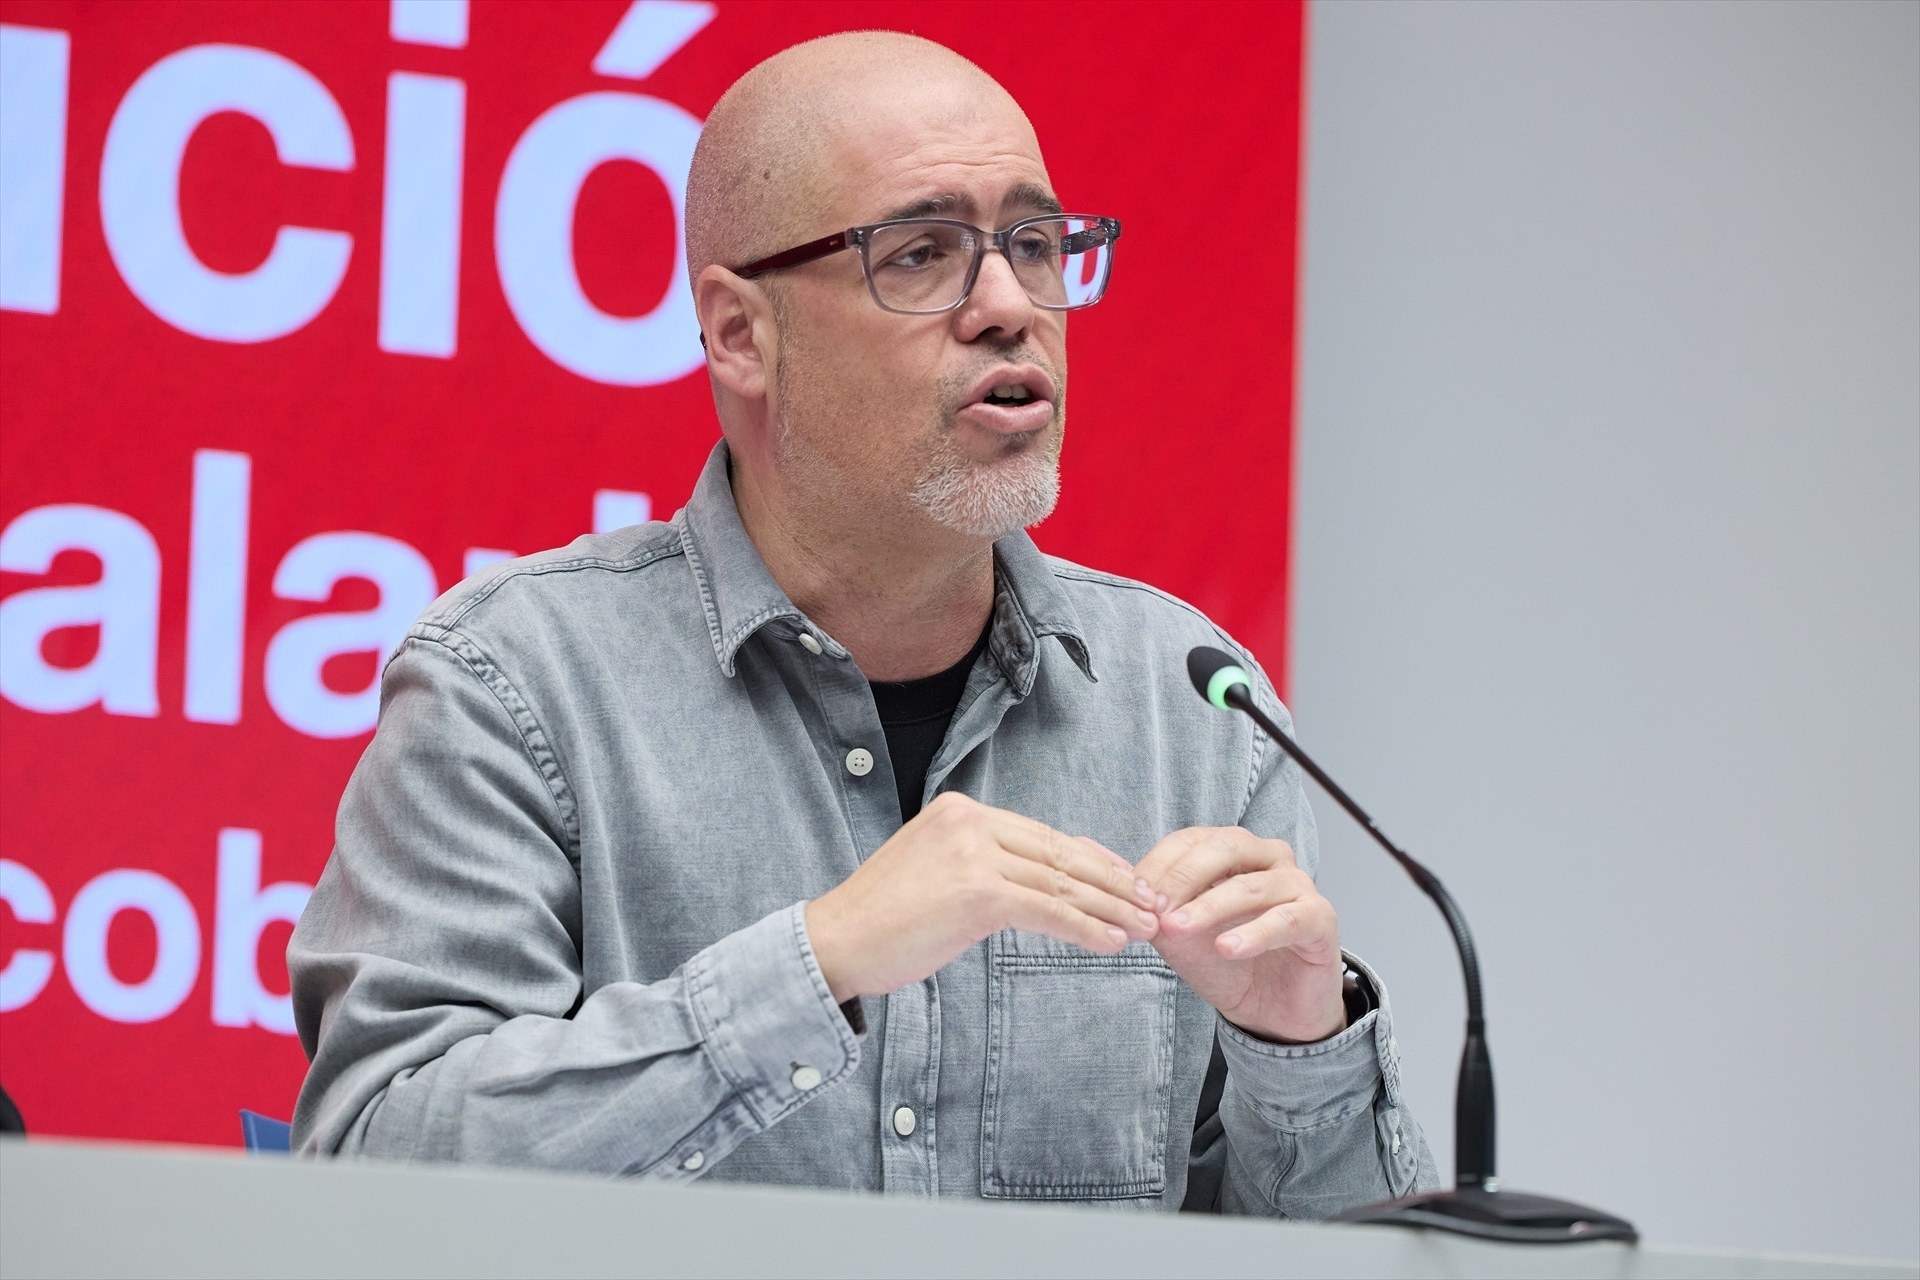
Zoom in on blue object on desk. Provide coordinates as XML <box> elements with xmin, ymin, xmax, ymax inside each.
<box><xmin>239</xmin><ymin>1110</ymin><xmax>291</xmax><ymax>1154</ymax></box>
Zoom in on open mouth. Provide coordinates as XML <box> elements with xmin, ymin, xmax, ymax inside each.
<box><xmin>955</xmin><ymin>365</ymin><xmax>1057</xmax><ymax>437</ymax></box>
<box><xmin>963</xmin><ymin>364</ymin><xmax>1056</xmax><ymax>413</ymax></box>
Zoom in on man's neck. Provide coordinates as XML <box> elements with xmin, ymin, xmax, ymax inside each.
<box><xmin>730</xmin><ymin>455</ymin><xmax>995</xmax><ymax>683</ymax></box>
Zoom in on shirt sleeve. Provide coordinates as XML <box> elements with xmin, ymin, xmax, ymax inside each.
<box><xmin>288</xmin><ymin>633</ymin><xmax>860</xmax><ymax>1176</ymax></box>
<box><xmin>1215</xmin><ymin>953</ymin><xmax>1439</xmax><ymax>1216</ymax></box>
<box><xmin>1212</xmin><ymin>655</ymin><xmax>1441</xmax><ymax>1216</ymax></box>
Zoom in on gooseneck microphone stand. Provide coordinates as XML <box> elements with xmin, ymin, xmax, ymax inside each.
<box><xmin>1186</xmin><ymin>647</ymin><xmax>1636</xmax><ymax>1244</ymax></box>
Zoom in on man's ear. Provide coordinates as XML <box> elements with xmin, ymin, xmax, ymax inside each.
<box><xmin>695</xmin><ymin>266</ymin><xmax>777</xmax><ymax>402</ymax></box>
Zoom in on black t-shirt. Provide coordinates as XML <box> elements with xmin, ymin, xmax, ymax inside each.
<box><xmin>869</xmin><ymin>625</ymin><xmax>991</xmax><ymax>822</ymax></box>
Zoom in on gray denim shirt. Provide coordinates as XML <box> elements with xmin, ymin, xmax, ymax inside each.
<box><xmin>289</xmin><ymin>441</ymin><xmax>1439</xmax><ymax>1214</ymax></box>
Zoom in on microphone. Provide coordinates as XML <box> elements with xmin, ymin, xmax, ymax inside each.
<box><xmin>1186</xmin><ymin>646</ymin><xmax>1636</xmax><ymax>1244</ymax></box>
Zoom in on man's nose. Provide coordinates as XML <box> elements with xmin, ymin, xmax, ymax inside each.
<box><xmin>952</xmin><ymin>248</ymin><xmax>1037</xmax><ymax>342</ymax></box>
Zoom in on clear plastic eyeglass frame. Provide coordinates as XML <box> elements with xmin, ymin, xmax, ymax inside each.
<box><xmin>735</xmin><ymin>214</ymin><xmax>1123</xmax><ymax>315</ymax></box>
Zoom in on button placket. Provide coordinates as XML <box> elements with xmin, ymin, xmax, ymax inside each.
<box><xmin>877</xmin><ymin>978</ymin><xmax>939</xmax><ymax>1195</ymax></box>
<box><xmin>795</xmin><ymin>639</ymin><xmax>894</xmax><ymax>850</ymax></box>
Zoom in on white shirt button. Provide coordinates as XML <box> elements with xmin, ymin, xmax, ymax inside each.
<box><xmin>791</xmin><ymin>1064</ymin><xmax>823</xmax><ymax>1091</ymax></box>
<box><xmin>892</xmin><ymin>1106</ymin><xmax>917</xmax><ymax>1138</ymax></box>
<box><xmin>681</xmin><ymin>1150</ymin><xmax>705</xmax><ymax>1172</ymax></box>
<box><xmin>797</xmin><ymin>632</ymin><xmax>823</xmax><ymax>655</ymax></box>
<box><xmin>844</xmin><ymin>748</ymin><xmax>873</xmax><ymax>777</ymax></box>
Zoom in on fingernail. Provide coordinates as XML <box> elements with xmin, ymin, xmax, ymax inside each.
<box><xmin>1135</xmin><ymin>909</ymin><xmax>1157</xmax><ymax>931</ymax></box>
<box><xmin>1134</xmin><ymin>878</ymin><xmax>1153</xmax><ymax>903</ymax></box>
<box><xmin>1105</xmin><ymin>926</ymin><xmax>1128</xmax><ymax>947</ymax></box>
<box><xmin>1155</xmin><ymin>893</ymin><xmax>1170</xmax><ymax>912</ymax></box>
<box><xmin>1168</xmin><ymin>909</ymin><xmax>1190</xmax><ymax>927</ymax></box>
<box><xmin>1219</xmin><ymin>933</ymin><xmax>1243</xmax><ymax>954</ymax></box>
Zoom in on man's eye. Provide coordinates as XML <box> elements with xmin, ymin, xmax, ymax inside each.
<box><xmin>1011</xmin><ymin>233</ymin><xmax>1056</xmax><ymax>263</ymax></box>
<box><xmin>885</xmin><ymin>242</ymin><xmax>941</xmax><ymax>270</ymax></box>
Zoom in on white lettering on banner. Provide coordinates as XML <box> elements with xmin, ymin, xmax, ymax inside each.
<box><xmin>264</xmin><ymin>532</ymin><xmax>437</xmax><ymax>739</ymax></box>
<box><xmin>593</xmin><ymin>489</ymin><xmax>652</xmax><ymax>532</ymax></box>
<box><xmin>63</xmin><ymin>869</ymin><xmax>202</xmax><ymax>1024</ymax></box>
<box><xmin>495</xmin><ymin>92</ymin><xmax>703</xmax><ymax>386</ymax></box>
<box><xmin>0</xmin><ymin>505</ymin><xmax>161</xmax><ymax>717</ymax></box>
<box><xmin>593</xmin><ymin>1</ymin><xmax>716</xmax><ymax>80</ymax></box>
<box><xmin>379</xmin><ymin>73</ymin><xmax>467</xmax><ymax>358</ymax></box>
<box><xmin>184</xmin><ymin>450</ymin><xmax>252</xmax><ymax>725</ymax></box>
<box><xmin>390</xmin><ymin>0</ymin><xmax>469</xmax><ymax>50</ymax></box>
<box><xmin>7</xmin><ymin>8</ymin><xmax>718</xmax><ymax>379</ymax></box>
<box><xmin>3</xmin><ymin>844</ymin><xmax>314</xmax><ymax>1034</ymax></box>
<box><xmin>0</xmin><ymin>860</ymin><xmax>57</xmax><ymax>1013</ymax></box>
<box><xmin>100</xmin><ymin>44</ymin><xmax>355</xmax><ymax>344</ymax></box>
<box><xmin>210</xmin><ymin>829</ymin><xmax>309</xmax><ymax>1034</ymax></box>
<box><xmin>0</xmin><ymin>464</ymin><xmax>652</xmax><ymax>730</ymax></box>
<box><xmin>0</xmin><ymin>24</ymin><xmax>70</xmax><ymax>314</ymax></box>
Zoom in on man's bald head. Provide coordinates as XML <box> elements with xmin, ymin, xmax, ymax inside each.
<box><xmin>685</xmin><ymin>32</ymin><xmax>1040</xmax><ymax>284</ymax></box>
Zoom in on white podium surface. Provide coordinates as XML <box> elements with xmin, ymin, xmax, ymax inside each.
<box><xmin>1</xmin><ymin>1138</ymin><xmax>1913</xmax><ymax>1280</ymax></box>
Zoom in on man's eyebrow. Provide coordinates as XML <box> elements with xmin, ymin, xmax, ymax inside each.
<box><xmin>1005</xmin><ymin>183</ymin><xmax>1064</xmax><ymax>217</ymax></box>
<box><xmin>881</xmin><ymin>192</ymin><xmax>967</xmax><ymax>221</ymax></box>
<box><xmin>875</xmin><ymin>185</ymin><xmax>1064</xmax><ymax>224</ymax></box>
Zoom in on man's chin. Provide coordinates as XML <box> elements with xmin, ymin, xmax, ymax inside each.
<box><xmin>911</xmin><ymin>441</ymin><xmax>1060</xmax><ymax>539</ymax></box>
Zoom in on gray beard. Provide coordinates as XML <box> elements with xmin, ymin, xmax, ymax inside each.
<box><xmin>909</xmin><ymin>432</ymin><xmax>1060</xmax><ymax>539</ymax></box>
<box><xmin>911</xmin><ymin>353</ymin><xmax>1065</xmax><ymax>538</ymax></box>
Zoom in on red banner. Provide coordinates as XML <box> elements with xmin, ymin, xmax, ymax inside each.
<box><xmin>0</xmin><ymin>0</ymin><xmax>1304</xmax><ymax>1146</ymax></box>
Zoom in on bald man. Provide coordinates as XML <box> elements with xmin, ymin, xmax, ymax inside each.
<box><xmin>290</xmin><ymin>33</ymin><xmax>1438</xmax><ymax>1215</ymax></box>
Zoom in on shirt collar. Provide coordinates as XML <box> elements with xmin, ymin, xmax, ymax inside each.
<box><xmin>677</xmin><ymin>441</ymin><xmax>809</xmax><ymax>677</ymax></box>
<box><xmin>984</xmin><ymin>523</ymin><xmax>1097</xmax><ymax>692</ymax></box>
<box><xmin>677</xmin><ymin>439</ymin><xmax>1094</xmax><ymax>686</ymax></box>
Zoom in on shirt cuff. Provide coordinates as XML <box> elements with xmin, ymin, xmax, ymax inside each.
<box><xmin>682</xmin><ymin>902</ymin><xmax>862</xmax><ymax>1129</ymax></box>
<box><xmin>1215</xmin><ymin>951</ymin><xmax>1399</xmax><ymax>1130</ymax></box>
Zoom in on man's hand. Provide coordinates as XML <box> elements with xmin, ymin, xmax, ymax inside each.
<box><xmin>1135</xmin><ymin>828</ymin><xmax>1347</xmax><ymax>1044</ymax></box>
<box><xmin>805</xmin><ymin>792</ymin><xmax>1160</xmax><ymax>1002</ymax></box>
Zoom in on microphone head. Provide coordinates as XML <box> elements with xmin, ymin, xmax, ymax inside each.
<box><xmin>1187</xmin><ymin>646</ymin><xmax>1253</xmax><ymax>711</ymax></box>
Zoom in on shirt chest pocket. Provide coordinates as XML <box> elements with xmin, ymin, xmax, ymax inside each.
<box><xmin>979</xmin><ymin>935</ymin><xmax>1179</xmax><ymax>1201</ymax></box>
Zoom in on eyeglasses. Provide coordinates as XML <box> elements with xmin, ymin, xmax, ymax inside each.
<box><xmin>735</xmin><ymin>214</ymin><xmax>1122</xmax><ymax>315</ymax></box>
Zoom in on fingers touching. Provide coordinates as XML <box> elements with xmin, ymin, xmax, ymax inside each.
<box><xmin>925</xmin><ymin>795</ymin><xmax>1156</xmax><ymax>953</ymax></box>
<box><xmin>1130</xmin><ymin>826</ymin><xmax>1339</xmax><ymax>961</ymax></box>
<box><xmin>870</xmin><ymin>797</ymin><xmax>1331</xmax><ymax>966</ymax></box>
<box><xmin>996</xmin><ymin>846</ymin><xmax>1159</xmax><ymax>946</ymax></box>
<box><xmin>1136</xmin><ymin>827</ymin><xmax>1296</xmax><ymax>913</ymax></box>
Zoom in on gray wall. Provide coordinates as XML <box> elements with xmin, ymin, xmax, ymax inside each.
<box><xmin>1293</xmin><ymin>0</ymin><xmax>1918</xmax><ymax>1260</ymax></box>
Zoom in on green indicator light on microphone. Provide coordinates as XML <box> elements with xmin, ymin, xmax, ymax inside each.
<box><xmin>1206</xmin><ymin>665</ymin><xmax>1251</xmax><ymax>710</ymax></box>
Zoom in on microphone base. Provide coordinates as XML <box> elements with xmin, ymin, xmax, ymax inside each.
<box><xmin>1334</xmin><ymin>1185</ymin><xmax>1638</xmax><ymax>1245</ymax></box>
